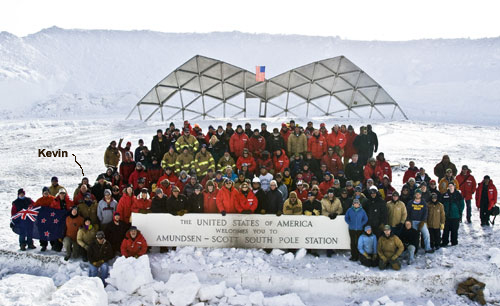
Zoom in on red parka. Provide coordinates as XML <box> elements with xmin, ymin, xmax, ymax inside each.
<box><xmin>236</xmin><ymin>156</ymin><xmax>257</xmax><ymax>173</ymax></box>
<box><xmin>50</xmin><ymin>195</ymin><xmax>73</xmax><ymax>211</ymax></box>
<box><xmin>248</xmin><ymin>136</ymin><xmax>266</xmax><ymax>158</ymax></box>
<box><xmin>34</xmin><ymin>195</ymin><xmax>55</xmax><ymax>207</ymax></box>
<box><xmin>120</xmin><ymin>230</ymin><xmax>148</xmax><ymax>258</ymax></box>
<box><xmin>376</xmin><ymin>160</ymin><xmax>392</xmax><ymax>182</ymax></box>
<box><xmin>117</xmin><ymin>193</ymin><xmax>135</xmax><ymax>223</ymax></box>
<box><xmin>229</xmin><ymin>132</ymin><xmax>249</xmax><ymax>158</ymax></box>
<box><xmin>307</xmin><ymin>135</ymin><xmax>327</xmax><ymax>160</ymax></box>
<box><xmin>403</xmin><ymin>167</ymin><xmax>419</xmax><ymax>184</ymax></box>
<box><xmin>456</xmin><ymin>171</ymin><xmax>477</xmax><ymax>200</ymax></box>
<box><xmin>475</xmin><ymin>180</ymin><xmax>497</xmax><ymax>210</ymax></box>
<box><xmin>343</xmin><ymin>131</ymin><xmax>358</xmax><ymax>159</ymax></box>
<box><xmin>131</xmin><ymin>198</ymin><xmax>152</xmax><ymax>213</ymax></box>
<box><xmin>129</xmin><ymin>169</ymin><xmax>148</xmax><ymax>189</ymax></box>
<box><xmin>236</xmin><ymin>191</ymin><xmax>258</xmax><ymax>213</ymax></box>
<box><xmin>203</xmin><ymin>189</ymin><xmax>219</xmax><ymax>213</ymax></box>
<box><xmin>326</xmin><ymin>131</ymin><xmax>346</xmax><ymax>149</ymax></box>
<box><xmin>157</xmin><ymin>173</ymin><xmax>179</xmax><ymax>189</ymax></box>
<box><xmin>216</xmin><ymin>185</ymin><xmax>240</xmax><ymax>213</ymax></box>
<box><xmin>295</xmin><ymin>188</ymin><xmax>309</xmax><ymax>203</ymax></box>
<box><xmin>321</xmin><ymin>153</ymin><xmax>343</xmax><ymax>176</ymax></box>
<box><xmin>273</xmin><ymin>150</ymin><xmax>289</xmax><ymax>173</ymax></box>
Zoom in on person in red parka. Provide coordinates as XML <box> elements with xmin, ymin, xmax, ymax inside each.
<box><xmin>116</xmin><ymin>186</ymin><xmax>135</xmax><ymax>224</ymax></box>
<box><xmin>307</xmin><ymin>130</ymin><xmax>327</xmax><ymax>160</ymax></box>
<box><xmin>120</xmin><ymin>226</ymin><xmax>148</xmax><ymax>258</ymax></box>
<box><xmin>343</xmin><ymin>125</ymin><xmax>358</xmax><ymax>166</ymax></box>
<box><xmin>216</xmin><ymin>179</ymin><xmax>240</xmax><ymax>214</ymax></box>
<box><xmin>327</xmin><ymin>125</ymin><xmax>346</xmax><ymax>150</ymax></box>
<box><xmin>236</xmin><ymin>182</ymin><xmax>258</xmax><ymax>213</ymax></box>
<box><xmin>203</xmin><ymin>180</ymin><xmax>219</xmax><ymax>213</ymax></box>
<box><xmin>475</xmin><ymin>175</ymin><xmax>497</xmax><ymax>226</ymax></box>
<box><xmin>128</xmin><ymin>162</ymin><xmax>148</xmax><ymax>190</ymax></box>
<box><xmin>119</xmin><ymin>152</ymin><xmax>136</xmax><ymax>184</ymax></box>
<box><xmin>319</xmin><ymin>172</ymin><xmax>334</xmax><ymax>196</ymax></box>
<box><xmin>273</xmin><ymin>149</ymin><xmax>289</xmax><ymax>174</ymax></box>
<box><xmin>402</xmin><ymin>161</ymin><xmax>419</xmax><ymax>184</ymax></box>
<box><xmin>321</xmin><ymin>147</ymin><xmax>344</xmax><ymax>176</ymax></box>
<box><xmin>156</xmin><ymin>167</ymin><xmax>179</xmax><ymax>190</ymax></box>
<box><xmin>364</xmin><ymin>157</ymin><xmax>383</xmax><ymax>185</ymax></box>
<box><xmin>51</xmin><ymin>189</ymin><xmax>74</xmax><ymax>211</ymax></box>
<box><xmin>248</xmin><ymin>129</ymin><xmax>266</xmax><ymax>159</ymax></box>
<box><xmin>280</xmin><ymin>123</ymin><xmax>291</xmax><ymax>146</ymax></box>
<box><xmin>456</xmin><ymin>165</ymin><xmax>476</xmax><ymax>223</ymax></box>
<box><xmin>375</xmin><ymin>152</ymin><xmax>392</xmax><ymax>182</ymax></box>
<box><xmin>132</xmin><ymin>188</ymin><xmax>152</xmax><ymax>214</ymax></box>
<box><xmin>229</xmin><ymin>125</ymin><xmax>249</xmax><ymax>158</ymax></box>
<box><xmin>236</xmin><ymin>148</ymin><xmax>256</xmax><ymax>173</ymax></box>
<box><xmin>295</xmin><ymin>180</ymin><xmax>309</xmax><ymax>203</ymax></box>
<box><xmin>35</xmin><ymin>187</ymin><xmax>56</xmax><ymax>252</ymax></box>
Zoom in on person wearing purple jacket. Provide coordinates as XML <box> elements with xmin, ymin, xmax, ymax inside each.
<box><xmin>345</xmin><ymin>198</ymin><xmax>369</xmax><ymax>261</ymax></box>
<box><xmin>406</xmin><ymin>189</ymin><xmax>434</xmax><ymax>253</ymax></box>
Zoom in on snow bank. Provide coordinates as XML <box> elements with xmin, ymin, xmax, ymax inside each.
<box><xmin>49</xmin><ymin>276</ymin><xmax>107</xmax><ymax>306</ymax></box>
<box><xmin>489</xmin><ymin>247</ymin><xmax>500</xmax><ymax>268</ymax></box>
<box><xmin>0</xmin><ymin>274</ymin><xmax>56</xmax><ymax>306</ymax></box>
<box><xmin>263</xmin><ymin>293</ymin><xmax>306</xmax><ymax>306</ymax></box>
<box><xmin>165</xmin><ymin>272</ymin><xmax>201</xmax><ymax>306</ymax></box>
<box><xmin>107</xmin><ymin>255</ymin><xmax>154</xmax><ymax>294</ymax></box>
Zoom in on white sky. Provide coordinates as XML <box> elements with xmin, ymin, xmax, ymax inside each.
<box><xmin>1</xmin><ymin>0</ymin><xmax>499</xmax><ymax>40</ymax></box>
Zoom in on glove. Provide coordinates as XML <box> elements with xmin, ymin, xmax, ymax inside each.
<box><xmin>391</xmin><ymin>255</ymin><xmax>398</xmax><ymax>261</ymax></box>
<box><xmin>372</xmin><ymin>254</ymin><xmax>377</xmax><ymax>260</ymax></box>
<box><xmin>328</xmin><ymin>213</ymin><xmax>338</xmax><ymax>220</ymax></box>
<box><xmin>177</xmin><ymin>210</ymin><xmax>185</xmax><ymax>216</ymax></box>
<box><xmin>440</xmin><ymin>224</ymin><xmax>444</xmax><ymax>230</ymax></box>
<box><xmin>242</xmin><ymin>210</ymin><xmax>252</xmax><ymax>214</ymax></box>
<box><xmin>304</xmin><ymin>210</ymin><xmax>313</xmax><ymax>216</ymax></box>
<box><xmin>260</xmin><ymin>209</ymin><xmax>266</xmax><ymax>215</ymax></box>
<box><xmin>380</xmin><ymin>256</ymin><xmax>387</xmax><ymax>263</ymax></box>
<box><xmin>418</xmin><ymin>221</ymin><xmax>425</xmax><ymax>231</ymax></box>
<box><xmin>221</xmin><ymin>210</ymin><xmax>226</xmax><ymax>216</ymax></box>
<box><xmin>10</xmin><ymin>222</ymin><xmax>14</xmax><ymax>230</ymax></box>
<box><xmin>363</xmin><ymin>252</ymin><xmax>370</xmax><ymax>259</ymax></box>
<box><xmin>276</xmin><ymin>211</ymin><xmax>282</xmax><ymax>217</ymax></box>
<box><xmin>312</xmin><ymin>209</ymin><xmax>320</xmax><ymax>216</ymax></box>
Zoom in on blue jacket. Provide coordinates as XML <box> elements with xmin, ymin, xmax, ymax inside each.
<box><xmin>406</xmin><ymin>199</ymin><xmax>428</xmax><ymax>221</ymax></box>
<box><xmin>358</xmin><ymin>233</ymin><xmax>377</xmax><ymax>255</ymax></box>
<box><xmin>344</xmin><ymin>206</ymin><xmax>368</xmax><ymax>230</ymax></box>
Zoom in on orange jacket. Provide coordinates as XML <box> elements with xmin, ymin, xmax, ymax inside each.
<box><xmin>50</xmin><ymin>195</ymin><xmax>73</xmax><ymax>211</ymax></box>
<box><xmin>120</xmin><ymin>231</ymin><xmax>148</xmax><ymax>258</ymax></box>
<box><xmin>34</xmin><ymin>195</ymin><xmax>55</xmax><ymax>207</ymax></box>
<box><xmin>236</xmin><ymin>190</ymin><xmax>258</xmax><ymax>213</ymax></box>
<box><xmin>216</xmin><ymin>185</ymin><xmax>240</xmax><ymax>213</ymax></box>
<box><xmin>117</xmin><ymin>193</ymin><xmax>136</xmax><ymax>223</ymax></box>
<box><xmin>307</xmin><ymin>135</ymin><xmax>328</xmax><ymax>159</ymax></box>
<box><xmin>65</xmin><ymin>215</ymin><xmax>84</xmax><ymax>241</ymax></box>
<box><xmin>229</xmin><ymin>132</ymin><xmax>249</xmax><ymax>158</ymax></box>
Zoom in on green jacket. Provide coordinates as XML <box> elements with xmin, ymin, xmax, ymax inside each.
<box><xmin>441</xmin><ymin>190</ymin><xmax>465</xmax><ymax>219</ymax></box>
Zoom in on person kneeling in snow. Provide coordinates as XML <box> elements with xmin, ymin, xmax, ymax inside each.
<box><xmin>120</xmin><ymin>226</ymin><xmax>148</xmax><ymax>258</ymax></box>
<box><xmin>377</xmin><ymin>225</ymin><xmax>404</xmax><ymax>270</ymax></box>
<box><xmin>88</xmin><ymin>231</ymin><xmax>114</xmax><ymax>286</ymax></box>
<box><xmin>358</xmin><ymin>225</ymin><xmax>378</xmax><ymax>267</ymax></box>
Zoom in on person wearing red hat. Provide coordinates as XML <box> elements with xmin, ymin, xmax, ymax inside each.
<box><xmin>280</xmin><ymin>123</ymin><xmax>291</xmax><ymax>145</ymax></box>
<box><xmin>118</xmin><ymin>139</ymin><xmax>134</xmax><ymax>161</ymax></box>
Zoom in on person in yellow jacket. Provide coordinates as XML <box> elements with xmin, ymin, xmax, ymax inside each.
<box><xmin>161</xmin><ymin>147</ymin><xmax>178</xmax><ymax>169</ymax></box>
<box><xmin>217</xmin><ymin>151</ymin><xmax>236</xmax><ymax>171</ymax></box>
<box><xmin>386</xmin><ymin>191</ymin><xmax>407</xmax><ymax>236</ymax></box>
<box><xmin>321</xmin><ymin>188</ymin><xmax>343</xmax><ymax>219</ymax></box>
<box><xmin>194</xmin><ymin>144</ymin><xmax>215</xmax><ymax>179</ymax></box>
<box><xmin>287</xmin><ymin>126</ymin><xmax>308</xmax><ymax>157</ymax></box>
<box><xmin>438</xmin><ymin>168</ymin><xmax>460</xmax><ymax>194</ymax></box>
<box><xmin>175</xmin><ymin>128</ymin><xmax>199</xmax><ymax>153</ymax></box>
<box><xmin>77</xmin><ymin>218</ymin><xmax>98</xmax><ymax>262</ymax></box>
<box><xmin>377</xmin><ymin>225</ymin><xmax>404</xmax><ymax>270</ymax></box>
<box><xmin>427</xmin><ymin>192</ymin><xmax>446</xmax><ymax>250</ymax></box>
<box><xmin>283</xmin><ymin>191</ymin><xmax>303</xmax><ymax>215</ymax></box>
<box><xmin>175</xmin><ymin>147</ymin><xmax>194</xmax><ymax>174</ymax></box>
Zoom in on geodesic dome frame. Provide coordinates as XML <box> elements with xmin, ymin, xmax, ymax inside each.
<box><xmin>127</xmin><ymin>55</ymin><xmax>407</xmax><ymax>121</ymax></box>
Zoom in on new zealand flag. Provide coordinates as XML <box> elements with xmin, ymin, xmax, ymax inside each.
<box><xmin>11</xmin><ymin>206</ymin><xmax>66</xmax><ymax>240</ymax></box>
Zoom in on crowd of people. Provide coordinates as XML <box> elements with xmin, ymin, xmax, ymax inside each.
<box><xmin>11</xmin><ymin>120</ymin><xmax>498</xmax><ymax>282</ymax></box>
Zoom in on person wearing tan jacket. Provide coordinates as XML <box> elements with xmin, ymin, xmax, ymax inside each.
<box><xmin>321</xmin><ymin>189</ymin><xmax>343</xmax><ymax>219</ymax></box>
<box><xmin>427</xmin><ymin>192</ymin><xmax>446</xmax><ymax>250</ymax></box>
<box><xmin>283</xmin><ymin>191</ymin><xmax>303</xmax><ymax>215</ymax></box>
<box><xmin>287</xmin><ymin>126</ymin><xmax>307</xmax><ymax>158</ymax></box>
<box><xmin>104</xmin><ymin>140</ymin><xmax>120</xmax><ymax>169</ymax></box>
<box><xmin>386</xmin><ymin>191</ymin><xmax>407</xmax><ymax>236</ymax></box>
<box><xmin>377</xmin><ymin>225</ymin><xmax>404</xmax><ymax>270</ymax></box>
<box><xmin>77</xmin><ymin>218</ymin><xmax>98</xmax><ymax>262</ymax></box>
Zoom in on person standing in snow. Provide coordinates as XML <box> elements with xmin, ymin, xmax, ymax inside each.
<box><xmin>441</xmin><ymin>182</ymin><xmax>465</xmax><ymax>246</ymax></box>
<box><xmin>406</xmin><ymin>189</ymin><xmax>434</xmax><ymax>253</ymax></box>
<box><xmin>104</xmin><ymin>140</ymin><xmax>120</xmax><ymax>170</ymax></box>
<box><xmin>427</xmin><ymin>192</ymin><xmax>445</xmax><ymax>250</ymax></box>
<box><xmin>344</xmin><ymin>198</ymin><xmax>368</xmax><ymax>261</ymax></box>
<box><xmin>88</xmin><ymin>231</ymin><xmax>114</xmax><ymax>286</ymax></box>
<box><xmin>456</xmin><ymin>165</ymin><xmax>476</xmax><ymax>223</ymax></box>
<box><xmin>97</xmin><ymin>189</ymin><xmax>117</xmax><ymax>230</ymax></box>
<box><xmin>11</xmin><ymin>188</ymin><xmax>36</xmax><ymax>251</ymax></box>
<box><xmin>433</xmin><ymin>155</ymin><xmax>457</xmax><ymax>181</ymax></box>
<box><xmin>475</xmin><ymin>175</ymin><xmax>497</xmax><ymax>226</ymax></box>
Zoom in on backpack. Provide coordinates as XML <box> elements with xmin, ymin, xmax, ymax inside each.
<box><xmin>490</xmin><ymin>205</ymin><xmax>499</xmax><ymax>225</ymax></box>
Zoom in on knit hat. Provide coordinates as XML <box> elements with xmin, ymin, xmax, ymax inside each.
<box><xmin>51</xmin><ymin>176</ymin><xmax>58</xmax><ymax>182</ymax></box>
<box><xmin>128</xmin><ymin>226</ymin><xmax>138</xmax><ymax>232</ymax></box>
<box><xmin>84</xmin><ymin>192</ymin><xmax>92</xmax><ymax>199</ymax></box>
<box><xmin>392</xmin><ymin>191</ymin><xmax>399</xmax><ymax>197</ymax></box>
<box><xmin>96</xmin><ymin>231</ymin><xmax>105</xmax><ymax>239</ymax></box>
<box><xmin>141</xmin><ymin>188</ymin><xmax>149</xmax><ymax>193</ymax></box>
<box><xmin>364</xmin><ymin>225</ymin><xmax>372</xmax><ymax>232</ymax></box>
<box><xmin>383</xmin><ymin>225</ymin><xmax>391</xmax><ymax>231</ymax></box>
<box><xmin>18</xmin><ymin>188</ymin><xmax>25</xmax><ymax>196</ymax></box>
<box><xmin>353</xmin><ymin>199</ymin><xmax>360</xmax><ymax>204</ymax></box>
<box><xmin>42</xmin><ymin>186</ymin><xmax>49</xmax><ymax>193</ymax></box>
<box><xmin>156</xmin><ymin>188</ymin><xmax>163</xmax><ymax>194</ymax></box>
<box><xmin>103</xmin><ymin>189</ymin><xmax>111</xmax><ymax>196</ymax></box>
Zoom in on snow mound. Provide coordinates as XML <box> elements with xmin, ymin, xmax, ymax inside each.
<box><xmin>295</xmin><ymin>248</ymin><xmax>307</xmax><ymax>260</ymax></box>
<box><xmin>165</xmin><ymin>272</ymin><xmax>201</xmax><ymax>306</ymax></box>
<box><xmin>49</xmin><ymin>275</ymin><xmax>107</xmax><ymax>306</ymax></box>
<box><xmin>198</xmin><ymin>281</ymin><xmax>226</xmax><ymax>301</ymax></box>
<box><xmin>263</xmin><ymin>293</ymin><xmax>305</xmax><ymax>306</ymax></box>
<box><xmin>489</xmin><ymin>247</ymin><xmax>500</xmax><ymax>268</ymax></box>
<box><xmin>0</xmin><ymin>274</ymin><xmax>56</xmax><ymax>306</ymax></box>
<box><xmin>107</xmin><ymin>255</ymin><xmax>154</xmax><ymax>294</ymax></box>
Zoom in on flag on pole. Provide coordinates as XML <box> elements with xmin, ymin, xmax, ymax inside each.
<box><xmin>10</xmin><ymin>206</ymin><xmax>66</xmax><ymax>240</ymax></box>
<box><xmin>256</xmin><ymin>66</ymin><xmax>265</xmax><ymax>82</ymax></box>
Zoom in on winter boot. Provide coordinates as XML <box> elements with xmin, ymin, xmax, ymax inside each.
<box><xmin>28</xmin><ymin>244</ymin><xmax>36</xmax><ymax>250</ymax></box>
<box><xmin>41</xmin><ymin>246</ymin><xmax>47</xmax><ymax>252</ymax></box>
<box><xmin>64</xmin><ymin>255</ymin><xmax>70</xmax><ymax>261</ymax></box>
<box><xmin>20</xmin><ymin>244</ymin><xmax>26</xmax><ymax>251</ymax></box>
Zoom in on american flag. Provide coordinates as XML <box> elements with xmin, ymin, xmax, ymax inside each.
<box><xmin>256</xmin><ymin>66</ymin><xmax>265</xmax><ymax>82</ymax></box>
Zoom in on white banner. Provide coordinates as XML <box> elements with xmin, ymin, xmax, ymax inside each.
<box><xmin>132</xmin><ymin>213</ymin><xmax>350</xmax><ymax>249</ymax></box>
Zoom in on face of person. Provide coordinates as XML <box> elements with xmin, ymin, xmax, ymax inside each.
<box><xmin>415</xmin><ymin>192</ymin><xmax>421</xmax><ymax>199</ymax></box>
<box><xmin>270</xmin><ymin>183</ymin><xmax>277</xmax><ymax>190</ymax></box>
<box><xmin>59</xmin><ymin>193</ymin><xmax>66</xmax><ymax>199</ymax></box>
<box><xmin>409</xmin><ymin>162</ymin><xmax>415</xmax><ymax>168</ymax></box>
<box><xmin>384</xmin><ymin>229</ymin><xmax>391</xmax><ymax>237</ymax></box>
<box><xmin>485</xmin><ymin>178</ymin><xmax>490</xmax><ymax>185</ymax></box>
<box><xmin>141</xmin><ymin>192</ymin><xmax>147</xmax><ymax>199</ymax></box>
<box><xmin>71</xmin><ymin>209</ymin><xmax>78</xmax><ymax>216</ymax></box>
<box><xmin>405</xmin><ymin>221</ymin><xmax>412</xmax><ymax>230</ymax></box>
<box><xmin>449</xmin><ymin>184</ymin><xmax>455</xmax><ymax>192</ymax></box>
<box><xmin>352</xmin><ymin>155</ymin><xmax>358</xmax><ymax>163</ymax></box>
<box><xmin>43</xmin><ymin>190</ymin><xmax>49</xmax><ymax>197</ymax></box>
<box><xmin>195</xmin><ymin>189</ymin><xmax>201</xmax><ymax>194</ymax></box>
<box><xmin>85</xmin><ymin>220</ymin><xmax>91</xmax><ymax>227</ymax></box>
<box><xmin>127</xmin><ymin>187</ymin><xmax>133</xmax><ymax>195</ymax></box>
<box><xmin>114</xmin><ymin>214</ymin><xmax>120</xmax><ymax>221</ymax></box>
<box><xmin>130</xmin><ymin>230</ymin><xmax>137</xmax><ymax>239</ymax></box>
<box><xmin>392</xmin><ymin>194</ymin><xmax>399</xmax><ymax>201</ymax></box>
<box><xmin>208</xmin><ymin>185</ymin><xmax>214</xmax><ymax>192</ymax></box>
<box><xmin>52</xmin><ymin>180</ymin><xmax>58</xmax><ymax>186</ymax></box>
<box><xmin>353</xmin><ymin>202</ymin><xmax>360</xmax><ymax>208</ymax></box>
<box><xmin>446</xmin><ymin>169</ymin><xmax>452</xmax><ymax>177</ymax></box>
<box><xmin>366</xmin><ymin>228</ymin><xmax>372</xmax><ymax>235</ymax></box>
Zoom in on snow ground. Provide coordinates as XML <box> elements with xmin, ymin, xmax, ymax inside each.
<box><xmin>0</xmin><ymin>118</ymin><xmax>499</xmax><ymax>305</ymax></box>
